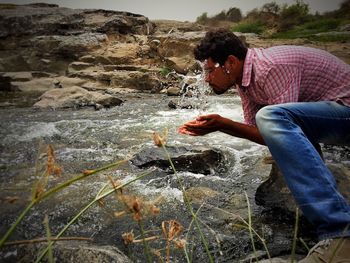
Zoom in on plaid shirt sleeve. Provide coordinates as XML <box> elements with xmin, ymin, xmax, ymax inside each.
<box><xmin>262</xmin><ymin>64</ymin><xmax>302</xmax><ymax>104</ymax></box>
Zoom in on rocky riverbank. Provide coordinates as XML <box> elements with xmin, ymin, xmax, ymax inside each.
<box><xmin>0</xmin><ymin>3</ymin><xmax>349</xmax><ymax>263</ymax></box>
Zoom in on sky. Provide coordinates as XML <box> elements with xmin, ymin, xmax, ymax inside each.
<box><xmin>2</xmin><ymin>0</ymin><xmax>346</xmax><ymax>21</ymax></box>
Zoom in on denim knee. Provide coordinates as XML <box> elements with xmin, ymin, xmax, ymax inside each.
<box><xmin>255</xmin><ymin>105</ymin><xmax>283</xmax><ymax>136</ymax></box>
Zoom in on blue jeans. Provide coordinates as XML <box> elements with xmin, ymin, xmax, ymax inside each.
<box><xmin>256</xmin><ymin>101</ymin><xmax>350</xmax><ymax>240</ymax></box>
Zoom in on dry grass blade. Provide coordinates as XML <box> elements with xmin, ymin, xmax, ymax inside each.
<box><xmin>33</xmin><ymin>145</ymin><xmax>63</xmax><ymax>200</ymax></box>
<box><xmin>46</xmin><ymin>145</ymin><xmax>62</xmax><ymax>177</ymax></box>
<box><xmin>122</xmin><ymin>231</ymin><xmax>135</xmax><ymax>245</ymax></box>
<box><xmin>153</xmin><ymin>128</ymin><xmax>168</xmax><ymax>147</ymax></box>
<box><xmin>162</xmin><ymin>220</ymin><xmax>184</xmax><ymax>262</ymax></box>
<box><xmin>162</xmin><ymin>220</ymin><xmax>183</xmax><ymax>241</ymax></box>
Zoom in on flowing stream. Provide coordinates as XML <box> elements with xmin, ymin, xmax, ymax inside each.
<box><xmin>0</xmin><ymin>92</ymin><xmax>271</xmax><ymax>262</ymax></box>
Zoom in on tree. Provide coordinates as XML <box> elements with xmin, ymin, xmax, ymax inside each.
<box><xmin>261</xmin><ymin>2</ymin><xmax>280</xmax><ymax>14</ymax></box>
<box><xmin>196</xmin><ymin>12</ymin><xmax>208</xmax><ymax>24</ymax></box>
<box><xmin>226</xmin><ymin>7</ymin><xmax>242</xmax><ymax>22</ymax></box>
<box><xmin>213</xmin><ymin>10</ymin><xmax>226</xmax><ymax>21</ymax></box>
<box><xmin>278</xmin><ymin>0</ymin><xmax>310</xmax><ymax>31</ymax></box>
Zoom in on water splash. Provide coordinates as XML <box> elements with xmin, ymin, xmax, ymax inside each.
<box><xmin>168</xmin><ymin>61</ymin><xmax>212</xmax><ymax>114</ymax></box>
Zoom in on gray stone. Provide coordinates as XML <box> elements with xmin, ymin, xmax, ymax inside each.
<box><xmin>131</xmin><ymin>145</ymin><xmax>226</xmax><ymax>175</ymax></box>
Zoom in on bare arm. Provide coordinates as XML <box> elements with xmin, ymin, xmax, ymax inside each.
<box><xmin>178</xmin><ymin>114</ymin><xmax>265</xmax><ymax>145</ymax></box>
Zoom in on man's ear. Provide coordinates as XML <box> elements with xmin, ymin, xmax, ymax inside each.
<box><xmin>227</xmin><ymin>55</ymin><xmax>239</xmax><ymax>65</ymax></box>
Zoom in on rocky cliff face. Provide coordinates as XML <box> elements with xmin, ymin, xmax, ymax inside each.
<box><xmin>0</xmin><ymin>3</ymin><xmax>154</xmax><ymax>38</ymax></box>
<box><xmin>0</xmin><ymin>4</ymin><xmax>205</xmax><ymax>109</ymax></box>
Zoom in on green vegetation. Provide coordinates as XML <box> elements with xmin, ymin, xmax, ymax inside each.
<box><xmin>196</xmin><ymin>0</ymin><xmax>350</xmax><ymax>42</ymax></box>
<box><xmin>271</xmin><ymin>18</ymin><xmax>350</xmax><ymax>41</ymax></box>
<box><xmin>231</xmin><ymin>21</ymin><xmax>265</xmax><ymax>34</ymax></box>
<box><xmin>159</xmin><ymin>67</ymin><xmax>172</xmax><ymax>76</ymax></box>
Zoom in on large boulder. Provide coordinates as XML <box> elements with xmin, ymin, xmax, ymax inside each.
<box><xmin>131</xmin><ymin>145</ymin><xmax>227</xmax><ymax>175</ymax></box>
<box><xmin>255</xmin><ymin>149</ymin><xmax>350</xmax><ymax>214</ymax></box>
<box><xmin>33</xmin><ymin>86</ymin><xmax>123</xmax><ymax>109</ymax></box>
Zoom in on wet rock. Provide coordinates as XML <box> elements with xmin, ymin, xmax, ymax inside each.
<box><xmin>33</xmin><ymin>86</ymin><xmax>123</xmax><ymax>109</ymax></box>
<box><xmin>166</xmin><ymin>86</ymin><xmax>181</xmax><ymax>96</ymax></box>
<box><xmin>255</xmin><ymin>150</ymin><xmax>350</xmax><ymax>215</ymax></box>
<box><xmin>0</xmin><ymin>242</ymin><xmax>131</xmax><ymax>263</ymax></box>
<box><xmin>167</xmin><ymin>99</ymin><xmax>193</xmax><ymax>109</ymax></box>
<box><xmin>168</xmin><ymin>100</ymin><xmax>177</xmax><ymax>109</ymax></box>
<box><xmin>131</xmin><ymin>145</ymin><xmax>225</xmax><ymax>175</ymax></box>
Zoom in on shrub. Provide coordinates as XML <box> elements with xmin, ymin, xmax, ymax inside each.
<box><xmin>196</xmin><ymin>12</ymin><xmax>209</xmax><ymax>24</ymax></box>
<box><xmin>278</xmin><ymin>0</ymin><xmax>310</xmax><ymax>31</ymax></box>
<box><xmin>226</xmin><ymin>7</ymin><xmax>242</xmax><ymax>22</ymax></box>
<box><xmin>271</xmin><ymin>18</ymin><xmax>344</xmax><ymax>39</ymax></box>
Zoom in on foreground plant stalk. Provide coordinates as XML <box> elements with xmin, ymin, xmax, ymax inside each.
<box><xmin>161</xmin><ymin>144</ymin><xmax>214</xmax><ymax>263</ymax></box>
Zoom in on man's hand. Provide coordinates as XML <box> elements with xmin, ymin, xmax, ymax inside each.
<box><xmin>178</xmin><ymin>114</ymin><xmax>223</xmax><ymax>136</ymax></box>
<box><xmin>178</xmin><ymin>114</ymin><xmax>265</xmax><ymax>145</ymax></box>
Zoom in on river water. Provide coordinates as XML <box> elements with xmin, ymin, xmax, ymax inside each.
<box><xmin>0</xmin><ymin>93</ymin><xmax>272</xmax><ymax>262</ymax></box>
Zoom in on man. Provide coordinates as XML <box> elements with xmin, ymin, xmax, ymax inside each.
<box><xmin>178</xmin><ymin>28</ymin><xmax>350</xmax><ymax>262</ymax></box>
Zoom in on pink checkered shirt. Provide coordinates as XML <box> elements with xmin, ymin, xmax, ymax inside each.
<box><xmin>239</xmin><ymin>46</ymin><xmax>350</xmax><ymax>126</ymax></box>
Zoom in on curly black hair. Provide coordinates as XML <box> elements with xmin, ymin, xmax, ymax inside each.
<box><xmin>194</xmin><ymin>28</ymin><xmax>247</xmax><ymax>65</ymax></box>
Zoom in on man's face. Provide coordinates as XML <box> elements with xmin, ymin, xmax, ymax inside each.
<box><xmin>204</xmin><ymin>57</ymin><xmax>241</xmax><ymax>95</ymax></box>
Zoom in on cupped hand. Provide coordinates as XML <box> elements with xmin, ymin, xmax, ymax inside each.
<box><xmin>178</xmin><ymin>114</ymin><xmax>223</xmax><ymax>136</ymax></box>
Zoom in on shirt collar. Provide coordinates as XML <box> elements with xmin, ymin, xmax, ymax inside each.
<box><xmin>241</xmin><ymin>48</ymin><xmax>254</xmax><ymax>87</ymax></box>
